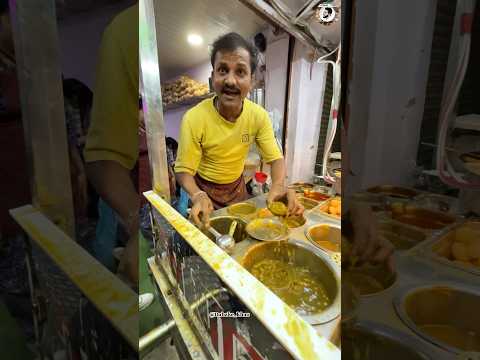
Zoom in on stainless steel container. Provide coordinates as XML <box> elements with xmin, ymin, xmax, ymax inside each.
<box><xmin>343</xmin><ymin>264</ymin><xmax>397</xmax><ymax>297</ymax></box>
<box><xmin>284</xmin><ymin>214</ymin><xmax>307</xmax><ymax>228</ymax></box>
<box><xmin>297</xmin><ymin>196</ymin><xmax>320</xmax><ymax>210</ymax></box>
<box><xmin>241</xmin><ymin>239</ymin><xmax>340</xmax><ymax>325</ymax></box>
<box><xmin>390</xmin><ymin>205</ymin><xmax>457</xmax><ymax>231</ymax></box>
<box><xmin>343</xmin><ymin>321</ymin><xmax>435</xmax><ymax>360</ymax></box>
<box><xmin>414</xmin><ymin>220</ymin><xmax>480</xmax><ymax>277</ymax></box>
<box><xmin>394</xmin><ymin>283</ymin><xmax>480</xmax><ymax>354</ymax></box>
<box><xmin>204</xmin><ymin>216</ymin><xmax>248</xmax><ymax>244</ymax></box>
<box><xmin>305</xmin><ymin>223</ymin><xmax>341</xmax><ymax>254</ymax></box>
<box><xmin>379</xmin><ymin>221</ymin><xmax>427</xmax><ymax>250</ymax></box>
<box><xmin>309</xmin><ymin>197</ymin><xmax>341</xmax><ymax>221</ymax></box>
<box><xmin>367</xmin><ymin>185</ymin><xmax>420</xmax><ymax>199</ymax></box>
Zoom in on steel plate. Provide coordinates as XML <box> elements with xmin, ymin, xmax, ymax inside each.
<box><xmin>245</xmin><ymin>218</ymin><xmax>290</xmax><ymax>242</ymax></box>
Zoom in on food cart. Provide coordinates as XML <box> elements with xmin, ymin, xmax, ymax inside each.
<box><xmin>139</xmin><ymin>0</ymin><xmax>342</xmax><ymax>359</ymax></box>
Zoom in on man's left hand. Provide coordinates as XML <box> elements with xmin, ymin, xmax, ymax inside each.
<box><xmin>267</xmin><ymin>186</ymin><xmax>304</xmax><ymax>216</ymax></box>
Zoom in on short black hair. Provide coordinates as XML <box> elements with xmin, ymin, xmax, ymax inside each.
<box><xmin>0</xmin><ymin>0</ymin><xmax>8</xmax><ymax>15</ymax></box>
<box><xmin>210</xmin><ymin>32</ymin><xmax>258</xmax><ymax>74</ymax></box>
<box><xmin>165</xmin><ymin>137</ymin><xmax>178</xmax><ymax>151</ymax></box>
<box><xmin>63</xmin><ymin>78</ymin><xmax>93</xmax><ymax>124</ymax></box>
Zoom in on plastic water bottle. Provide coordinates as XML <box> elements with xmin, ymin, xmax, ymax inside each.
<box><xmin>252</xmin><ymin>172</ymin><xmax>268</xmax><ymax>196</ymax></box>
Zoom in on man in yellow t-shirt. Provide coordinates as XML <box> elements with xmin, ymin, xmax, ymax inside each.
<box><xmin>84</xmin><ymin>4</ymin><xmax>139</xmax><ymax>285</ymax></box>
<box><xmin>175</xmin><ymin>32</ymin><xmax>303</xmax><ymax>227</ymax></box>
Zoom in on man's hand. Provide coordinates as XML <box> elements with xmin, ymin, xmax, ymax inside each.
<box><xmin>286</xmin><ymin>189</ymin><xmax>304</xmax><ymax>216</ymax></box>
<box><xmin>190</xmin><ymin>191</ymin><xmax>214</xmax><ymax>228</ymax></box>
<box><xmin>72</xmin><ymin>171</ymin><xmax>88</xmax><ymax>218</ymax></box>
<box><xmin>69</xmin><ymin>146</ymin><xmax>88</xmax><ymax>219</ymax></box>
<box><xmin>168</xmin><ymin>165</ymin><xmax>176</xmax><ymax>199</ymax></box>
<box><xmin>267</xmin><ymin>186</ymin><xmax>304</xmax><ymax>216</ymax></box>
<box><xmin>350</xmin><ymin>202</ymin><xmax>395</xmax><ymax>270</ymax></box>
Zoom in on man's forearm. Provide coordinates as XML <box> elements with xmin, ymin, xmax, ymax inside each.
<box><xmin>269</xmin><ymin>158</ymin><xmax>286</xmax><ymax>190</ymax></box>
<box><xmin>176</xmin><ymin>172</ymin><xmax>202</xmax><ymax>198</ymax></box>
<box><xmin>86</xmin><ymin>160</ymin><xmax>139</xmax><ymax>228</ymax></box>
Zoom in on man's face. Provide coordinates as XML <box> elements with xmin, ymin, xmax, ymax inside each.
<box><xmin>212</xmin><ymin>47</ymin><xmax>253</xmax><ymax>110</ymax></box>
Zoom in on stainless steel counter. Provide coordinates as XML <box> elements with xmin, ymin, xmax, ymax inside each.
<box><xmin>218</xmin><ymin>193</ymin><xmax>478</xmax><ymax>357</ymax></box>
<box><xmin>348</xmin><ymin>194</ymin><xmax>480</xmax><ymax>359</ymax></box>
<box><xmin>211</xmin><ymin>194</ymin><xmax>342</xmax><ymax>342</ymax></box>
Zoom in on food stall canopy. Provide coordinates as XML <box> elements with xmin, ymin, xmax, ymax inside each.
<box><xmin>240</xmin><ymin>0</ymin><xmax>341</xmax><ymax>53</ymax></box>
<box><xmin>155</xmin><ymin>0</ymin><xmax>267</xmax><ymax>77</ymax></box>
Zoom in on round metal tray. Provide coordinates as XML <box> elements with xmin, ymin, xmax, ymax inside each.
<box><xmin>343</xmin><ymin>321</ymin><xmax>435</xmax><ymax>360</ymax></box>
<box><xmin>394</xmin><ymin>282</ymin><xmax>480</xmax><ymax>354</ymax></box>
<box><xmin>227</xmin><ymin>202</ymin><xmax>257</xmax><ymax>220</ymax></box>
<box><xmin>245</xmin><ymin>218</ymin><xmax>289</xmax><ymax>242</ymax></box>
<box><xmin>305</xmin><ymin>223</ymin><xmax>341</xmax><ymax>254</ymax></box>
<box><xmin>241</xmin><ymin>239</ymin><xmax>340</xmax><ymax>325</ymax></box>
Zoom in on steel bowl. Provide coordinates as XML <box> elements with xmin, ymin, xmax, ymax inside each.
<box><xmin>241</xmin><ymin>239</ymin><xmax>340</xmax><ymax>324</ymax></box>
<box><xmin>283</xmin><ymin>214</ymin><xmax>307</xmax><ymax>229</ymax></box>
<box><xmin>379</xmin><ymin>221</ymin><xmax>427</xmax><ymax>250</ymax></box>
<box><xmin>390</xmin><ymin>204</ymin><xmax>457</xmax><ymax>230</ymax></box>
<box><xmin>394</xmin><ymin>283</ymin><xmax>480</xmax><ymax>353</ymax></box>
<box><xmin>343</xmin><ymin>263</ymin><xmax>397</xmax><ymax>297</ymax></box>
<box><xmin>343</xmin><ymin>321</ymin><xmax>435</xmax><ymax>360</ymax></box>
<box><xmin>245</xmin><ymin>218</ymin><xmax>289</xmax><ymax>242</ymax></box>
<box><xmin>413</xmin><ymin>193</ymin><xmax>459</xmax><ymax>214</ymax></box>
<box><xmin>204</xmin><ymin>216</ymin><xmax>248</xmax><ymax>244</ymax></box>
<box><xmin>303</xmin><ymin>190</ymin><xmax>331</xmax><ymax>202</ymax></box>
<box><xmin>351</xmin><ymin>192</ymin><xmax>387</xmax><ymax>211</ymax></box>
<box><xmin>305</xmin><ymin>223</ymin><xmax>341</xmax><ymax>253</ymax></box>
<box><xmin>297</xmin><ymin>196</ymin><xmax>320</xmax><ymax>210</ymax></box>
<box><xmin>227</xmin><ymin>202</ymin><xmax>257</xmax><ymax>220</ymax></box>
<box><xmin>367</xmin><ymin>185</ymin><xmax>419</xmax><ymax>199</ymax></box>
<box><xmin>288</xmin><ymin>182</ymin><xmax>315</xmax><ymax>193</ymax></box>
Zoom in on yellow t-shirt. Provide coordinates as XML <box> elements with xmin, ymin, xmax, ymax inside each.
<box><xmin>83</xmin><ymin>5</ymin><xmax>138</xmax><ymax>169</ymax></box>
<box><xmin>175</xmin><ymin>97</ymin><xmax>283</xmax><ymax>184</ymax></box>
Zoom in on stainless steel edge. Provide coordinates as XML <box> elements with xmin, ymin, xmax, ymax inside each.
<box><xmin>139</xmin><ymin>0</ymin><xmax>171</xmax><ymax>202</ymax></box>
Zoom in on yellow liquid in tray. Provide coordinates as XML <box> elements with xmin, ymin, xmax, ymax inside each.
<box><xmin>255</xmin><ymin>227</ymin><xmax>282</xmax><ymax>239</ymax></box>
<box><xmin>419</xmin><ymin>324</ymin><xmax>480</xmax><ymax>351</ymax></box>
<box><xmin>314</xmin><ymin>240</ymin><xmax>340</xmax><ymax>252</ymax></box>
<box><xmin>250</xmin><ymin>259</ymin><xmax>330</xmax><ymax>315</ymax></box>
<box><xmin>343</xmin><ymin>272</ymin><xmax>384</xmax><ymax>295</ymax></box>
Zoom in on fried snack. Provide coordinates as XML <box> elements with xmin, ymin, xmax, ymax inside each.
<box><xmin>318</xmin><ymin>197</ymin><xmax>341</xmax><ymax>217</ymax></box>
<box><xmin>433</xmin><ymin>223</ymin><xmax>480</xmax><ymax>268</ymax></box>
<box><xmin>161</xmin><ymin>75</ymin><xmax>210</xmax><ymax>105</ymax></box>
<box><xmin>257</xmin><ymin>208</ymin><xmax>274</xmax><ymax>218</ymax></box>
<box><xmin>268</xmin><ymin>201</ymin><xmax>288</xmax><ymax>217</ymax></box>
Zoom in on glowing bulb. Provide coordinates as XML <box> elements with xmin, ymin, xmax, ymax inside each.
<box><xmin>187</xmin><ymin>34</ymin><xmax>203</xmax><ymax>46</ymax></box>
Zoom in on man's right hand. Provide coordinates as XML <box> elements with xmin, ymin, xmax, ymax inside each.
<box><xmin>190</xmin><ymin>191</ymin><xmax>214</xmax><ymax>228</ymax></box>
<box><xmin>349</xmin><ymin>202</ymin><xmax>395</xmax><ymax>271</ymax></box>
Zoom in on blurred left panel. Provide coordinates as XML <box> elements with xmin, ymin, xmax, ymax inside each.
<box><xmin>0</xmin><ymin>0</ymin><xmax>139</xmax><ymax>359</ymax></box>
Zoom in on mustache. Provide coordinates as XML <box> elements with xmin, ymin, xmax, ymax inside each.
<box><xmin>222</xmin><ymin>85</ymin><xmax>240</xmax><ymax>93</ymax></box>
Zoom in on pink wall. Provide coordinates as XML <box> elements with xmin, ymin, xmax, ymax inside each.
<box><xmin>164</xmin><ymin>107</ymin><xmax>186</xmax><ymax>140</ymax></box>
<box><xmin>58</xmin><ymin>3</ymin><xmax>132</xmax><ymax>89</ymax></box>
<box><xmin>163</xmin><ymin>60</ymin><xmax>212</xmax><ymax>85</ymax></box>
<box><xmin>162</xmin><ymin>60</ymin><xmax>212</xmax><ymax>140</ymax></box>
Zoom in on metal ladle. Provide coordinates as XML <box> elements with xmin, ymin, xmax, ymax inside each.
<box><xmin>207</xmin><ymin>226</ymin><xmax>235</xmax><ymax>254</ymax></box>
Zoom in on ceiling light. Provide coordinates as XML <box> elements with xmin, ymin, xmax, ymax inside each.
<box><xmin>187</xmin><ymin>34</ymin><xmax>204</xmax><ymax>46</ymax></box>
